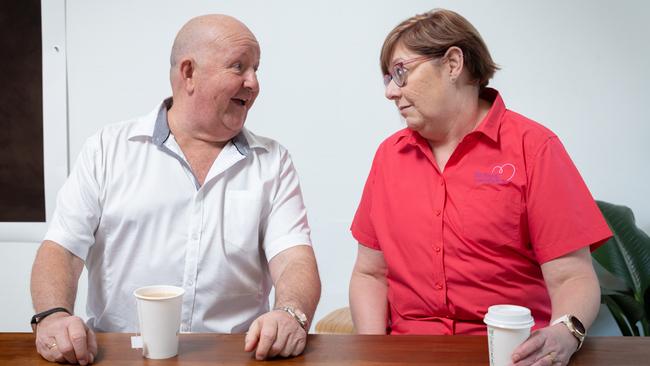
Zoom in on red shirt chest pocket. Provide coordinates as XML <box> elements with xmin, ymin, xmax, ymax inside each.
<box><xmin>460</xmin><ymin>185</ymin><xmax>522</xmax><ymax>246</ymax></box>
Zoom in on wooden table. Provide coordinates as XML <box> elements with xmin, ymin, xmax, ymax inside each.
<box><xmin>1</xmin><ymin>333</ymin><xmax>648</xmax><ymax>365</ymax></box>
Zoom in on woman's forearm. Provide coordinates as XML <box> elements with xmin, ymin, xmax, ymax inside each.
<box><xmin>349</xmin><ymin>271</ymin><xmax>388</xmax><ymax>334</ymax></box>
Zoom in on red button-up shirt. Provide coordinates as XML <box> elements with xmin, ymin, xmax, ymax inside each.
<box><xmin>351</xmin><ymin>88</ymin><xmax>612</xmax><ymax>335</ymax></box>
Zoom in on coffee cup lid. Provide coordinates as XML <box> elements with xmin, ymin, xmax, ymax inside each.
<box><xmin>483</xmin><ymin>304</ymin><xmax>535</xmax><ymax>329</ymax></box>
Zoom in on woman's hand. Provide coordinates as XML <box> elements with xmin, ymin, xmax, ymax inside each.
<box><xmin>510</xmin><ymin>323</ymin><xmax>579</xmax><ymax>366</ymax></box>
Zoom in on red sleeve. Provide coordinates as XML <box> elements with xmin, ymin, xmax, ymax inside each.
<box><xmin>526</xmin><ymin>137</ymin><xmax>612</xmax><ymax>263</ymax></box>
<box><xmin>350</xmin><ymin>148</ymin><xmax>382</xmax><ymax>250</ymax></box>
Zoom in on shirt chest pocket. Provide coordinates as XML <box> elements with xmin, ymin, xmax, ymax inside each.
<box><xmin>461</xmin><ymin>186</ymin><xmax>522</xmax><ymax>246</ymax></box>
<box><xmin>223</xmin><ymin>190</ymin><xmax>263</xmax><ymax>251</ymax></box>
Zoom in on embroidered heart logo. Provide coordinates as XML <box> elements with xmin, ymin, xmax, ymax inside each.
<box><xmin>491</xmin><ymin>163</ymin><xmax>516</xmax><ymax>182</ymax></box>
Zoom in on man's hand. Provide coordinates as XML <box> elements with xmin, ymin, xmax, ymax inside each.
<box><xmin>34</xmin><ymin>312</ymin><xmax>97</xmax><ymax>365</ymax></box>
<box><xmin>245</xmin><ymin>245</ymin><xmax>318</xmax><ymax>360</ymax></box>
<box><xmin>511</xmin><ymin>324</ymin><xmax>579</xmax><ymax>366</ymax></box>
<box><xmin>243</xmin><ymin>310</ymin><xmax>307</xmax><ymax>360</ymax></box>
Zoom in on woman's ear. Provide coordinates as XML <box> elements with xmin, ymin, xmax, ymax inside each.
<box><xmin>443</xmin><ymin>46</ymin><xmax>464</xmax><ymax>82</ymax></box>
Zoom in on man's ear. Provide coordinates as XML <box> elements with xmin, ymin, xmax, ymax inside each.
<box><xmin>178</xmin><ymin>58</ymin><xmax>196</xmax><ymax>94</ymax></box>
<box><xmin>443</xmin><ymin>46</ymin><xmax>464</xmax><ymax>82</ymax></box>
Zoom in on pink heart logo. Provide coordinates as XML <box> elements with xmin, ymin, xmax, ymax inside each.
<box><xmin>491</xmin><ymin>163</ymin><xmax>516</xmax><ymax>182</ymax></box>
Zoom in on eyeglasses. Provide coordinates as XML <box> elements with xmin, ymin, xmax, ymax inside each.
<box><xmin>383</xmin><ymin>56</ymin><xmax>434</xmax><ymax>87</ymax></box>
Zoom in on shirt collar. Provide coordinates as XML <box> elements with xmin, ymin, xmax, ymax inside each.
<box><xmin>394</xmin><ymin>128</ymin><xmax>423</xmax><ymax>150</ymax></box>
<box><xmin>231</xmin><ymin>128</ymin><xmax>269</xmax><ymax>155</ymax></box>
<box><xmin>151</xmin><ymin>98</ymin><xmax>173</xmax><ymax>146</ymax></box>
<box><xmin>472</xmin><ymin>87</ymin><xmax>505</xmax><ymax>143</ymax></box>
<box><xmin>394</xmin><ymin>87</ymin><xmax>506</xmax><ymax>149</ymax></box>
<box><xmin>128</xmin><ymin>97</ymin><xmax>268</xmax><ymax>156</ymax></box>
<box><xmin>126</xmin><ymin>97</ymin><xmax>172</xmax><ymax>141</ymax></box>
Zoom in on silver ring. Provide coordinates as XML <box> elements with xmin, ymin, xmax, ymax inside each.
<box><xmin>46</xmin><ymin>342</ymin><xmax>57</xmax><ymax>350</ymax></box>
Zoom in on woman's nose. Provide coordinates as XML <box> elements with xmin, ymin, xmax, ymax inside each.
<box><xmin>384</xmin><ymin>80</ymin><xmax>401</xmax><ymax>100</ymax></box>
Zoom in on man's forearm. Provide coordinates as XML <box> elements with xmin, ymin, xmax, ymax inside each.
<box><xmin>31</xmin><ymin>241</ymin><xmax>84</xmax><ymax>313</ymax></box>
<box><xmin>349</xmin><ymin>271</ymin><xmax>388</xmax><ymax>334</ymax></box>
<box><xmin>272</xmin><ymin>246</ymin><xmax>321</xmax><ymax>328</ymax></box>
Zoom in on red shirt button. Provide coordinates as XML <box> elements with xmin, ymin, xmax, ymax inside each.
<box><xmin>435</xmin><ymin>283</ymin><xmax>443</xmax><ymax>290</ymax></box>
<box><xmin>435</xmin><ymin>210</ymin><xmax>441</xmax><ymax>216</ymax></box>
<box><xmin>435</xmin><ymin>247</ymin><xmax>441</xmax><ymax>252</ymax></box>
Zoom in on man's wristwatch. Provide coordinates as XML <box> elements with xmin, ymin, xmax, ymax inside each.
<box><xmin>551</xmin><ymin>314</ymin><xmax>586</xmax><ymax>351</ymax></box>
<box><xmin>30</xmin><ymin>307</ymin><xmax>71</xmax><ymax>331</ymax></box>
<box><xmin>274</xmin><ymin>306</ymin><xmax>308</xmax><ymax>331</ymax></box>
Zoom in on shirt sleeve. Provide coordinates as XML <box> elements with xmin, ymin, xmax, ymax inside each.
<box><xmin>350</xmin><ymin>147</ymin><xmax>381</xmax><ymax>250</ymax></box>
<box><xmin>44</xmin><ymin>134</ymin><xmax>104</xmax><ymax>261</ymax></box>
<box><xmin>526</xmin><ymin>137</ymin><xmax>612</xmax><ymax>263</ymax></box>
<box><xmin>261</xmin><ymin>146</ymin><xmax>312</xmax><ymax>261</ymax></box>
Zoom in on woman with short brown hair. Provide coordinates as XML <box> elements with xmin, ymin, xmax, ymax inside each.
<box><xmin>350</xmin><ymin>9</ymin><xmax>611</xmax><ymax>366</ymax></box>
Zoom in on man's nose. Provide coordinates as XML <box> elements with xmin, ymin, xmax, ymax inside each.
<box><xmin>244</xmin><ymin>70</ymin><xmax>259</xmax><ymax>93</ymax></box>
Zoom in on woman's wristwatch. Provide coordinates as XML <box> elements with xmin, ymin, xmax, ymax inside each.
<box><xmin>551</xmin><ymin>314</ymin><xmax>586</xmax><ymax>351</ymax></box>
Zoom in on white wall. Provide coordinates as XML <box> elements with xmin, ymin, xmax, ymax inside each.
<box><xmin>2</xmin><ymin>0</ymin><xmax>647</xmax><ymax>334</ymax></box>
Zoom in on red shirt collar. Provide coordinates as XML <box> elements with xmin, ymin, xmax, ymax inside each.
<box><xmin>394</xmin><ymin>87</ymin><xmax>506</xmax><ymax>148</ymax></box>
<box><xmin>473</xmin><ymin>87</ymin><xmax>505</xmax><ymax>143</ymax></box>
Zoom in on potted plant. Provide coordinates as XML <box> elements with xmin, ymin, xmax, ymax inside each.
<box><xmin>592</xmin><ymin>200</ymin><xmax>650</xmax><ymax>336</ymax></box>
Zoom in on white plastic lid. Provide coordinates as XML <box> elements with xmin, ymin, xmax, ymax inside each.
<box><xmin>483</xmin><ymin>304</ymin><xmax>535</xmax><ymax>329</ymax></box>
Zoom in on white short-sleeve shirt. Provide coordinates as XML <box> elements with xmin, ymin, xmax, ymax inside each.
<box><xmin>44</xmin><ymin>99</ymin><xmax>312</xmax><ymax>333</ymax></box>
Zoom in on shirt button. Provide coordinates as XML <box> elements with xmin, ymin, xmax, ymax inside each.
<box><xmin>435</xmin><ymin>210</ymin><xmax>441</xmax><ymax>216</ymax></box>
<box><xmin>187</xmin><ymin>280</ymin><xmax>194</xmax><ymax>286</ymax></box>
<box><xmin>435</xmin><ymin>283</ymin><xmax>443</xmax><ymax>290</ymax></box>
<box><xmin>435</xmin><ymin>247</ymin><xmax>441</xmax><ymax>253</ymax></box>
<box><xmin>192</xmin><ymin>232</ymin><xmax>199</xmax><ymax>240</ymax></box>
<box><xmin>440</xmin><ymin>180</ymin><xmax>444</xmax><ymax>186</ymax></box>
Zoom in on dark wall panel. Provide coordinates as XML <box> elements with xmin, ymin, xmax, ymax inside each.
<box><xmin>0</xmin><ymin>0</ymin><xmax>45</xmax><ymax>222</ymax></box>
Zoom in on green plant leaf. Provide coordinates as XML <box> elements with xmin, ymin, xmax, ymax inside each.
<box><xmin>593</xmin><ymin>201</ymin><xmax>650</xmax><ymax>303</ymax></box>
<box><xmin>603</xmin><ymin>295</ymin><xmax>634</xmax><ymax>336</ymax></box>
<box><xmin>592</xmin><ymin>257</ymin><xmax>630</xmax><ymax>293</ymax></box>
<box><xmin>609</xmin><ymin>294</ymin><xmax>645</xmax><ymax>325</ymax></box>
<box><xmin>645</xmin><ymin>287</ymin><xmax>650</xmax><ymax>331</ymax></box>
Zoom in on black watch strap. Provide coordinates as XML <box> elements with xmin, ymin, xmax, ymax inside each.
<box><xmin>31</xmin><ymin>307</ymin><xmax>71</xmax><ymax>327</ymax></box>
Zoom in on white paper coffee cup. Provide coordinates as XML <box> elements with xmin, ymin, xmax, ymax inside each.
<box><xmin>133</xmin><ymin>285</ymin><xmax>185</xmax><ymax>359</ymax></box>
<box><xmin>483</xmin><ymin>304</ymin><xmax>535</xmax><ymax>366</ymax></box>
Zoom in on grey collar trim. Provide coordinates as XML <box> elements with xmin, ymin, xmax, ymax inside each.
<box><xmin>152</xmin><ymin>97</ymin><xmax>173</xmax><ymax>146</ymax></box>
<box><xmin>151</xmin><ymin>97</ymin><xmax>248</xmax><ymax>157</ymax></box>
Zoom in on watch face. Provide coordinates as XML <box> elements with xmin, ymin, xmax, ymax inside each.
<box><xmin>570</xmin><ymin>315</ymin><xmax>586</xmax><ymax>335</ymax></box>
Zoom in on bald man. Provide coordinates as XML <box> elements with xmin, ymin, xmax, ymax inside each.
<box><xmin>30</xmin><ymin>15</ymin><xmax>321</xmax><ymax>364</ymax></box>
